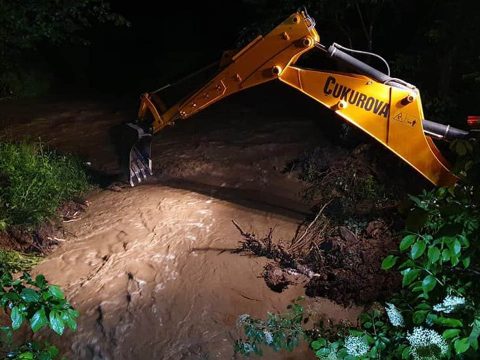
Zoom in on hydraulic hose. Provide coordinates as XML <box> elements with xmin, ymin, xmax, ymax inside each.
<box><xmin>327</xmin><ymin>44</ymin><xmax>392</xmax><ymax>84</ymax></box>
<box><xmin>422</xmin><ymin>120</ymin><xmax>470</xmax><ymax>140</ymax></box>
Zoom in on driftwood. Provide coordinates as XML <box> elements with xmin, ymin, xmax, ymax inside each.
<box><xmin>232</xmin><ymin>220</ymin><xmax>319</xmax><ymax>279</ymax></box>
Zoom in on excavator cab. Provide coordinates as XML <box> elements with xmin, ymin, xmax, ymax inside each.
<box><xmin>122</xmin><ymin>8</ymin><xmax>470</xmax><ymax>187</ymax></box>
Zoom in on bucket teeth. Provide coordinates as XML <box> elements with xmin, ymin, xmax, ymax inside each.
<box><xmin>123</xmin><ymin>123</ymin><xmax>153</xmax><ymax>187</ymax></box>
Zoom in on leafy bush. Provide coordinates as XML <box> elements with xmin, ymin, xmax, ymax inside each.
<box><xmin>0</xmin><ymin>251</ymin><xmax>41</xmax><ymax>273</ymax></box>
<box><xmin>236</xmin><ymin>138</ymin><xmax>480</xmax><ymax>359</ymax></box>
<box><xmin>0</xmin><ymin>268</ymin><xmax>78</xmax><ymax>359</ymax></box>
<box><xmin>234</xmin><ymin>298</ymin><xmax>306</xmax><ymax>356</ymax></box>
<box><xmin>310</xmin><ymin>140</ymin><xmax>480</xmax><ymax>359</ymax></box>
<box><xmin>0</xmin><ymin>142</ymin><xmax>89</xmax><ymax>229</ymax></box>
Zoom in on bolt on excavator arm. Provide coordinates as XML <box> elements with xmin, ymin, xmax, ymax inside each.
<box><xmin>123</xmin><ymin>9</ymin><xmax>467</xmax><ymax>187</ymax></box>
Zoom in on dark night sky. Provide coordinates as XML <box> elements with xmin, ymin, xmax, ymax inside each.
<box><xmin>47</xmin><ymin>0</ymin><xmax>479</xmax><ymax>124</ymax></box>
<box><xmin>58</xmin><ymin>1</ymin><xmax>255</xmax><ymax>94</ymax></box>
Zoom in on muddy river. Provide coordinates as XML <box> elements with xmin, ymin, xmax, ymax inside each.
<box><xmin>1</xmin><ymin>86</ymin><xmax>361</xmax><ymax>359</ymax></box>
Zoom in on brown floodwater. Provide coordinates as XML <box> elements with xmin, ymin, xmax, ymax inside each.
<box><xmin>1</xmin><ymin>88</ymin><xmax>361</xmax><ymax>359</ymax></box>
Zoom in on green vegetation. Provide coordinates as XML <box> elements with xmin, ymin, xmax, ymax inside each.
<box><xmin>0</xmin><ymin>142</ymin><xmax>89</xmax><ymax>230</ymax></box>
<box><xmin>0</xmin><ymin>0</ymin><xmax>127</xmax><ymax>96</ymax></box>
<box><xmin>0</xmin><ymin>266</ymin><xmax>78</xmax><ymax>359</ymax></box>
<box><xmin>235</xmin><ymin>298</ymin><xmax>306</xmax><ymax>356</ymax></box>
<box><xmin>0</xmin><ymin>142</ymin><xmax>84</xmax><ymax>358</ymax></box>
<box><xmin>0</xmin><ymin>250</ymin><xmax>41</xmax><ymax>273</ymax></box>
<box><xmin>235</xmin><ymin>139</ymin><xmax>480</xmax><ymax>359</ymax></box>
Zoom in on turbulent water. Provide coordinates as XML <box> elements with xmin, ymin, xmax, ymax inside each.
<box><xmin>2</xmin><ymin>88</ymin><xmax>361</xmax><ymax>359</ymax></box>
<box><xmin>34</xmin><ymin>186</ymin><xmax>358</xmax><ymax>359</ymax></box>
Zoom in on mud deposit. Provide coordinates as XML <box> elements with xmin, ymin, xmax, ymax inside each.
<box><xmin>0</xmin><ymin>87</ymin><xmax>392</xmax><ymax>358</ymax></box>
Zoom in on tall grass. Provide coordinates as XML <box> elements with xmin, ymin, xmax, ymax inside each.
<box><xmin>0</xmin><ymin>142</ymin><xmax>89</xmax><ymax>229</ymax></box>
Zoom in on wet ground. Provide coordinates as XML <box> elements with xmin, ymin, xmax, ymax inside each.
<box><xmin>0</xmin><ymin>85</ymin><xmax>362</xmax><ymax>359</ymax></box>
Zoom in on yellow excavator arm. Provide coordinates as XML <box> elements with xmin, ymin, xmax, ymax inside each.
<box><xmin>124</xmin><ymin>9</ymin><xmax>469</xmax><ymax>187</ymax></box>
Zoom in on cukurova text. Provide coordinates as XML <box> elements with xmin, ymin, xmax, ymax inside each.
<box><xmin>323</xmin><ymin>76</ymin><xmax>390</xmax><ymax>118</ymax></box>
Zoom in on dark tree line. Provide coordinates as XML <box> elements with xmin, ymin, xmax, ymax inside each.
<box><xmin>0</xmin><ymin>0</ymin><xmax>478</xmax><ymax>126</ymax></box>
<box><xmin>240</xmin><ymin>0</ymin><xmax>480</xmax><ymax>125</ymax></box>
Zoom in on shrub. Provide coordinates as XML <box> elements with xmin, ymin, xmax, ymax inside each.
<box><xmin>0</xmin><ymin>250</ymin><xmax>41</xmax><ymax>273</ymax></box>
<box><xmin>0</xmin><ymin>142</ymin><xmax>89</xmax><ymax>229</ymax></box>
<box><xmin>0</xmin><ymin>268</ymin><xmax>78</xmax><ymax>359</ymax></box>
<box><xmin>234</xmin><ymin>298</ymin><xmax>306</xmax><ymax>356</ymax></box>
<box><xmin>236</xmin><ymin>138</ymin><xmax>480</xmax><ymax>359</ymax></box>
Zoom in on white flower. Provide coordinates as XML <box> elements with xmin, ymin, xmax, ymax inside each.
<box><xmin>263</xmin><ymin>330</ymin><xmax>273</xmax><ymax>344</ymax></box>
<box><xmin>344</xmin><ymin>336</ymin><xmax>369</xmax><ymax>357</ymax></box>
<box><xmin>385</xmin><ymin>302</ymin><xmax>404</xmax><ymax>327</ymax></box>
<box><xmin>433</xmin><ymin>295</ymin><xmax>466</xmax><ymax>314</ymax></box>
<box><xmin>237</xmin><ymin>314</ymin><xmax>250</xmax><ymax>326</ymax></box>
<box><xmin>242</xmin><ymin>342</ymin><xmax>254</xmax><ymax>354</ymax></box>
<box><xmin>406</xmin><ymin>327</ymin><xmax>448</xmax><ymax>360</ymax></box>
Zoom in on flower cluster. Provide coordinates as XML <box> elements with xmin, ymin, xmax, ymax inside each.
<box><xmin>433</xmin><ymin>295</ymin><xmax>466</xmax><ymax>314</ymax></box>
<box><xmin>344</xmin><ymin>336</ymin><xmax>369</xmax><ymax>357</ymax></box>
<box><xmin>406</xmin><ymin>327</ymin><xmax>448</xmax><ymax>360</ymax></box>
<box><xmin>237</xmin><ymin>314</ymin><xmax>250</xmax><ymax>326</ymax></box>
<box><xmin>385</xmin><ymin>302</ymin><xmax>404</xmax><ymax>327</ymax></box>
<box><xmin>239</xmin><ymin>342</ymin><xmax>254</xmax><ymax>354</ymax></box>
<box><xmin>263</xmin><ymin>330</ymin><xmax>273</xmax><ymax>344</ymax></box>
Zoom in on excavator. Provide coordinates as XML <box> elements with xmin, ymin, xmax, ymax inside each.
<box><xmin>122</xmin><ymin>8</ymin><xmax>473</xmax><ymax>187</ymax></box>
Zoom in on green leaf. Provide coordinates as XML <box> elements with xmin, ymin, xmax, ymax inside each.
<box><xmin>35</xmin><ymin>275</ymin><xmax>47</xmax><ymax>288</ymax></box>
<box><xmin>402</xmin><ymin>268</ymin><xmax>421</xmax><ymax>287</ymax></box>
<box><xmin>469</xmin><ymin>319</ymin><xmax>480</xmax><ymax>350</ymax></box>
<box><xmin>18</xmin><ymin>352</ymin><xmax>34</xmax><ymax>360</ymax></box>
<box><xmin>413</xmin><ymin>310</ymin><xmax>428</xmax><ymax>324</ymax></box>
<box><xmin>398</xmin><ymin>259</ymin><xmax>414</xmax><ymax>270</ymax></box>
<box><xmin>422</xmin><ymin>275</ymin><xmax>436</xmax><ymax>293</ymax></box>
<box><xmin>450</xmin><ymin>255</ymin><xmax>460</xmax><ymax>267</ymax></box>
<box><xmin>401</xmin><ymin>346</ymin><xmax>410</xmax><ymax>359</ymax></box>
<box><xmin>68</xmin><ymin>308</ymin><xmax>80</xmax><ymax>318</ymax></box>
<box><xmin>349</xmin><ymin>330</ymin><xmax>364</xmax><ymax>337</ymax></box>
<box><xmin>48</xmin><ymin>285</ymin><xmax>65</xmax><ymax>300</ymax></box>
<box><xmin>443</xmin><ymin>329</ymin><xmax>461</xmax><ymax>339</ymax></box>
<box><xmin>463</xmin><ymin>257</ymin><xmax>471</xmax><ymax>268</ymax></box>
<box><xmin>11</xmin><ymin>306</ymin><xmax>24</xmax><ymax>330</ymax></box>
<box><xmin>411</xmin><ymin>240</ymin><xmax>426</xmax><ymax>259</ymax></box>
<box><xmin>41</xmin><ymin>344</ymin><xmax>60</xmax><ymax>358</ymax></box>
<box><xmin>427</xmin><ymin>247</ymin><xmax>441</xmax><ymax>264</ymax></box>
<box><xmin>381</xmin><ymin>255</ymin><xmax>397</xmax><ymax>270</ymax></box>
<box><xmin>315</xmin><ymin>348</ymin><xmax>330</xmax><ymax>357</ymax></box>
<box><xmin>454</xmin><ymin>338</ymin><xmax>470</xmax><ymax>354</ymax></box>
<box><xmin>49</xmin><ymin>310</ymin><xmax>65</xmax><ymax>335</ymax></box>
<box><xmin>470</xmin><ymin>337</ymin><xmax>479</xmax><ymax>351</ymax></box>
<box><xmin>441</xmin><ymin>249</ymin><xmax>450</xmax><ymax>262</ymax></box>
<box><xmin>30</xmin><ymin>307</ymin><xmax>48</xmax><ymax>332</ymax></box>
<box><xmin>435</xmin><ymin>317</ymin><xmax>463</xmax><ymax>328</ymax></box>
<box><xmin>408</xmin><ymin>195</ymin><xmax>423</xmax><ymax>208</ymax></box>
<box><xmin>311</xmin><ymin>339</ymin><xmax>326</xmax><ymax>350</ymax></box>
<box><xmin>400</xmin><ymin>235</ymin><xmax>416</xmax><ymax>251</ymax></box>
<box><xmin>20</xmin><ymin>288</ymin><xmax>40</xmax><ymax>303</ymax></box>
<box><xmin>61</xmin><ymin>311</ymin><xmax>77</xmax><ymax>331</ymax></box>
<box><xmin>452</xmin><ymin>239</ymin><xmax>462</xmax><ymax>256</ymax></box>
<box><xmin>415</xmin><ymin>303</ymin><xmax>431</xmax><ymax>310</ymax></box>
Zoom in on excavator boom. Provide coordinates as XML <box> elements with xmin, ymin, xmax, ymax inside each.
<box><xmin>124</xmin><ymin>9</ymin><xmax>468</xmax><ymax>187</ymax></box>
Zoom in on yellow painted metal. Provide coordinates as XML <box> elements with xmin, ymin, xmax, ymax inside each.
<box><xmin>279</xmin><ymin>68</ymin><xmax>456</xmax><ymax>186</ymax></box>
<box><xmin>138</xmin><ymin>11</ymin><xmax>318</xmax><ymax>133</ymax></box>
<box><xmin>136</xmin><ymin>10</ymin><xmax>457</xmax><ymax>186</ymax></box>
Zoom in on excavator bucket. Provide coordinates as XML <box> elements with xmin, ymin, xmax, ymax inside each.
<box><xmin>122</xmin><ymin>123</ymin><xmax>153</xmax><ymax>186</ymax></box>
